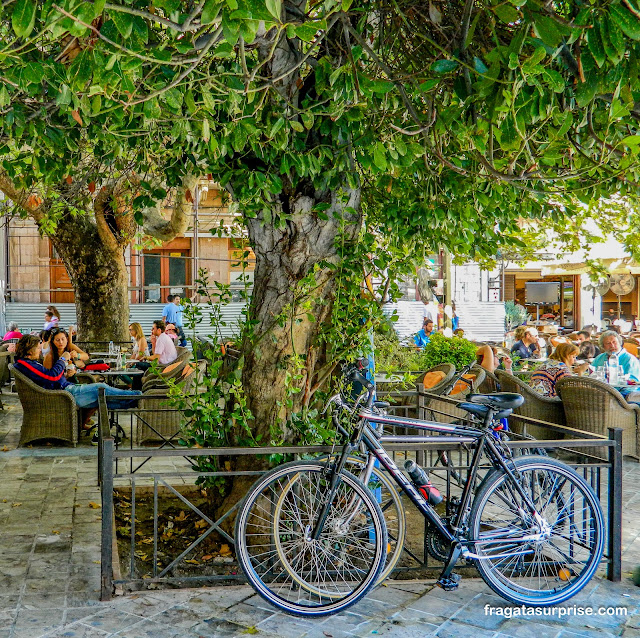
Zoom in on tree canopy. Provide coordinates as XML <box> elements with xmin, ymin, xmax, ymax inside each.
<box><xmin>3</xmin><ymin>1</ymin><xmax>640</xmax><ymax>245</ymax></box>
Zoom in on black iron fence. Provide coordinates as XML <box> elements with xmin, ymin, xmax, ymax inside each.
<box><xmin>97</xmin><ymin>389</ymin><xmax>624</xmax><ymax>602</ymax></box>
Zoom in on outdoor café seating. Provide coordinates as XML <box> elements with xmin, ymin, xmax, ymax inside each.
<box><xmin>12</xmin><ymin>366</ymin><xmax>79</xmax><ymax>447</ymax></box>
<box><xmin>136</xmin><ymin>362</ymin><xmax>199</xmax><ymax>445</ymax></box>
<box><xmin>556</xmin><ymin>376</ymin><xmax>640</xmax><ymax>460</ymax></box>
<box><xmin>495</xmin><ymin>370</ymin><xmax>566</xmax><ymax>440</ymax></box>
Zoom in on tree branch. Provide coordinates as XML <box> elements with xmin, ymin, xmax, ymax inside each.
<box><xmin>51</xmin><ymin>5</ymin><xmax>208</xmax><ymax>67</ymax></box>
<box><xmin>102</xmin><ymin>0</ymin><xmax>217</xmax><ymax>33</ymax></box>
<box><xmin>141</xmin><ymin>174</ymin><xmax>198</xmax><ymax>241</ymax></box>
<box><xmin>0</xmin><ymin>170</ymin><xmax>46</xmax><ymax>222</ymax></box>
<box><xmin>93</xmin><ymin>185</ymin><xmax>121</xmax><ymax>253</ymax></box>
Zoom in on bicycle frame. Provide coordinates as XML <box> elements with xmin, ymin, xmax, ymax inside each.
<box><xmin>322</xmin><ymin>393</ymin><xmax>549</xmax><ymax>567</ymax></box>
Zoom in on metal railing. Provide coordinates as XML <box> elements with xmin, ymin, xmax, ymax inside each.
<box><xmin>98</xmin><ymin>390</ymin><xmax>624</xmax><ymax>601</ymax></box>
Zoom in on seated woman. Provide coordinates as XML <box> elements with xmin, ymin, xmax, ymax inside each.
<box><xmin>530</xmin><ymin>342</ymin><xmax>588</xmax><ymax>398</ymax></box>
<box><xmin>128</xmin><ymin>323</ymin><xmax>149</xmax><ymax>360</ymax></box>
<box><xmin>476</xmin><ymin>344</ymin><xmax>513</xmax><ymax>374</ymax></box>
<box><xmin>13</xmin><ymin>335</ymin><xmax>141</xmax><ymax>431</ymax></box>
<box><xmin>3</xmin><ymin>322</ymin><xmax>22</xmax><ymax>341</ymax></box>
<box><xmin>43</xmin><ymin>327</ymin><xmax>89</xmax><ymax>382</ymax></box>
<box><xmin>43</xmin><ymin>306</ymin><xmax>60</xmax><ymax>330</ymax></box>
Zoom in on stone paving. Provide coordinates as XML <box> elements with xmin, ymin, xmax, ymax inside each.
<box><xmin>0</xmin><ymin>391</ymin><xmax>640</xmax><ymax>637</ymax></box>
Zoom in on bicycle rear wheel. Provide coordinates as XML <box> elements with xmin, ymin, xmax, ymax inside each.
<box><xmin>469</xmin><ymin>456</ymin><xmax>605</xmax><ymax>606</ymax></box>
<box><xmin>235</xmin><ymin>461</ymin><xmax>387</xmax><ymax>617</ymax></box>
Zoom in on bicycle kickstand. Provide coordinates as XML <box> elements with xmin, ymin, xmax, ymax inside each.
<box><xmin>436</xmin><ymin>543</ymin><xmax>463</xmax><ymax>591</ymax></box>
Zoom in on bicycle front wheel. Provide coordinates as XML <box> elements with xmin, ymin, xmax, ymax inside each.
<box><xmin>469</xmin><ymin>456</ymin><xmax>605</xmax><ymax>606</ymax></box>
<box><xmin>317</xmin><ymin>455</ymin><xmax>405</xmax><ymax>584</ymax></box>
<box><xmin>235</xmin><ymin>461</ymin><xmax>387</xmax><ymax>617</ymax></box>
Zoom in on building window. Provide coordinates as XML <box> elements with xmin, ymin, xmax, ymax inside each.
<box><xmin>143</xmin><ymin>239</ymin><xmax>191</xmax><ymax>303</ymax></box>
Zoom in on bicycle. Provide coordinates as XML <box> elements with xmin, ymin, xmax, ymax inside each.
<box><xmin>235</xmin><ymin>359</ymin><xmax>605</xmax><ymax>617</ymax></box>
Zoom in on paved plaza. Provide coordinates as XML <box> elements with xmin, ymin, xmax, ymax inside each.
<box><xmin>0</xmin><ymin>392</ymin><xmax>639</xmax><ymax>637</ymax></box>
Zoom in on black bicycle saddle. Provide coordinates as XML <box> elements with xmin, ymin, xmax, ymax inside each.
<box><xmin>467</xmin><ymin>393</ymin><xmax>524</xmax><ymax>410</ymax></box>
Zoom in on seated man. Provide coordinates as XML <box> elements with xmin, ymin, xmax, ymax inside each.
<box><xmin>134</xmin><ymin>320</ymin><xmax>178</xmax><ymax>373</ymax></box>
<box><xmin>510</xmin><ymin>327</ymin><xmax>539</xmax><ymax>360</ymax></box>
<box><xmin>592</xmin><ymin>330</ymin><xmax>640</xmax><ymax>382</ymax></box>
<box><xmin>414</xmin><ymin>319</ymin><xmax>434</xmax><ymax>349</ymax></box>
<box><xmin>148</xmin><ymin>320</ymin><xmax>177</xmax><ymax>365</ymax></box>
<box><xmin>13</xmin><ymin>335</ymin><xmax>141</xmax><ymax>430</ymax></box>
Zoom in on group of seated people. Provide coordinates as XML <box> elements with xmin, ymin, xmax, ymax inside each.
<box><xmin>11</xmin><ymin>318</ymin><xmax>183</xmax><ymax>436</ymax></box>
<box><xmin>477</xmin><ymin>329</ymin><xmax>640</xmax><ymax>399</ymax></box>
<box><xmin>13</xmin><ymin>334</ymin><xmax>142</xmax><ymax>434</ymax></box>
<box><xmin>509</xmin><ymin>326</ymin><xmax>601</xmax><ymax>362</ymax></box>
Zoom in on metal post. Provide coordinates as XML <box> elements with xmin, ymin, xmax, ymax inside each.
<box><xmin>100</xmin><ymin>434</ymin><xmax>114</xmax><ymax>601</ymax></box>
<box><xmin>607</xmin><ymin>427</ymin><xmax>622</xmax><ymax>582</ymax></box>
<box><xmin>443</xmin><ymin>250</ymin><xmax>452</xmax><ymax>330</ymax></box>
<box><xmin>193</xmin><ymin>184</ymin><xmax>199</xmax><ymax>300</ymax></box>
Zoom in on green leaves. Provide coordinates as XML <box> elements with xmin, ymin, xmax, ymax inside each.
<box><xmin>587</xmin><ymin>22</ymin><xmax>606</xmax><ymax>67</ymax></box>
<box><xmin>109</xmin><ymin>11</ymin><xmax>134</xmax><ymax>39</ymax></box>
<box><xmin>610</xmin><ymin>4</ymin><xmax>640</xmax><ymax>40</ymax></box>
<box><xmin>431</xmin><ymin>59</ymin><xmax>458</xmax><ymax>73</ymax></box>
<box><xmin>12</xmin><ymin>0</ymin><xmax>37</xmax><ymax>38</ymax></box>
<box><xmin>265</xmin><ymin>0</ymin><xmax>281</xmax><ymax>20</ymax></box>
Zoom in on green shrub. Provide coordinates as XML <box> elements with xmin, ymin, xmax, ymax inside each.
<box><xmin>419</xmin><ymin>333</ymin><xmax>478</xmax><ymax>370</ymax></box>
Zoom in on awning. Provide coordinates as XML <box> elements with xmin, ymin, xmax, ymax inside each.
<box><xmin>541</xmin><ymin>257</ymin><xmax>640</xmax><ymax>276</ymax></box>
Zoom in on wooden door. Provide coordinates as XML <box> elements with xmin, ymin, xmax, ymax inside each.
<box><xmin>49</xmin><ymin>243</ymin><xmax>74</xmax><ymax>303</ymax></box>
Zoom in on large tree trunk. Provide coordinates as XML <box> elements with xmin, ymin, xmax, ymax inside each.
<box><xmin>47</xmin><ymin>213</ymin><xmax>130</xmax><ymax>344</ymax></box>
<box><xmin>240</xmin><ymin>187</ymin><xmax>361</xmax><ymax>445</ymax></box>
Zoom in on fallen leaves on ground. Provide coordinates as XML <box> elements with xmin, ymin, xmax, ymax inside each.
<box><xmin>88</xmin><ymin>502</ymin><xmax>101</xmax><ymax>509</ymax></box>
<box><xmin>1</xmin><ymin>446</ymin><xmax>10</xmax><ymax>452</ymax></box>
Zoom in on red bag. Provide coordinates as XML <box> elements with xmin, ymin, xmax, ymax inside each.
<box><xmin>85</xmin><ymin>363</ymin><xmax>110</xmax><ymax>372</ymax></box>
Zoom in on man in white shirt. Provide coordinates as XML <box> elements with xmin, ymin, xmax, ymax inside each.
<box><xmin>145</xmin><ymin>320</ymin><xmax>177</xmax><ymax>366</ymax></box>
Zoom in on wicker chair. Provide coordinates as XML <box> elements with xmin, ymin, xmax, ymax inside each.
<box><xmin>136</xmin><ymin>364</ymin><xmax>198</xmax><ymax>445</ymax></box>
<box><xmin>141</xmin><ymin>349</ymin><xmax>192</xmax><ymax>386</ymax></box>
<box><xmin>495</xmin><ymin>370</ymin><xmax>566</xmax><ymax>440</ymax></box>
<box><xmin>0</xmin><ymin>344</ymin><xmax>12</xmax><ymax>387</ymax></box>
<box><xmin>555</xmin><ymin>376</ymin><xmax>640</xmax><ymax>460</ymax></box>
<box><xmin>376</xmin><ymin>364</ymin><xmax>455</xmax><ymax>420</ymax></box>
<box><xmin>425</xmin><ymin>367</ymin><xmax>486</xmax><ymax>424</ymax></box>
<box><xmin>623</xmin><ymin>341</ymin><xmax>639</xmax><ymax>358</ymax></box>
<box><xmin>12</xmin><ymin>367</ymin><xmax>78</xmax><ymax>447</ymax></box>
<box><xmin>415</xmin><ymin>363</ymin><xmax>456</xmax><ymax>395</ymax></box>
<box><xmin>475</xmin><ymin>365</ymin><xmax>500</xmax><ymax>394</ymax></box>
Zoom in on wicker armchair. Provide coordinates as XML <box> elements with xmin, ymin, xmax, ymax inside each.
<box><xmin>0</xmin><ymin>344</ymin><xmax>12</xmax><ymax>387</ymax></box>
<box><xmin>376</xmin><ymin>364</ymin><xmax>456</xmax><ymax>420</ymax></box>
<box><xmin>12</xmin><ymin>367</ymin><xmax>78</xmax><ymax>447</ymax></box>
<box><xmin>555</xmin><ymin>376</ymin><xmax>640</xmax><ymax>460</ymax></box>
<box><xmin>425</xmin><ymin>367</ymin><xmax>486</xmax><ymax>424</ymax></box>
<box><xmin>495</xmin><ymin>370</ymin><xmax>566</xmax><ymax>440</ymax></box>
<box><xmin>136</xmin><ymin>364</ymin><xmax>198</xmax><ymax>445</ymax></box>
<box><xmin>415</xmin><ymin>363</ymin><xmax>456</xmax><ymax>395</ymax></box>
<box><xmin>475</xmin><ymin>365</ymin><xmax>499</xmax><ymax>394</ymax></box>
<box><xmin>141</xmin><ymin>349</ymin><xmax>192</xmax><ymax>386</ymax></box>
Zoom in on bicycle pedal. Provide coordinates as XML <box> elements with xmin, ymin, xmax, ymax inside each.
<box><xmin>436</xmin><ymin>573</ymin><xmax>460</xmax><ymax>591</ymax></box>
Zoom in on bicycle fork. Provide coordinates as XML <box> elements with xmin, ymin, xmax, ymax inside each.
<box><xmin>309</xmin><ymin>442</ymin><xmax>358</xmax><ymax>541</ymax></box>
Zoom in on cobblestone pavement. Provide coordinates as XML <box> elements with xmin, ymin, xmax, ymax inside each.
<box><xmin>1</xmin><ymin>392</ymin><xmax>639</xmax><ymax>637</ymax></box>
